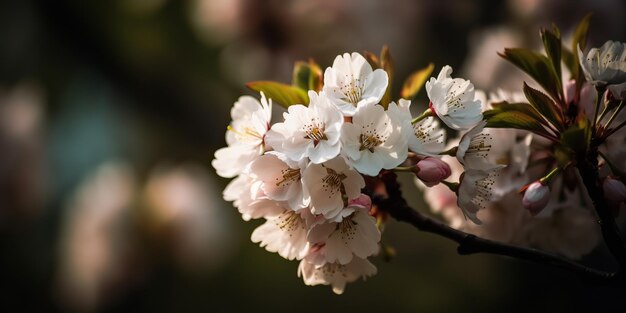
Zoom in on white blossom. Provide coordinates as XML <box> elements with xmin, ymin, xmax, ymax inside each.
<box><xmin>578</xmin><ymin>41</ymin><xmax>626</xmax><ymax>86</ymax></box>
<box><xmin>223</xmin><ymin>173</ymin><xmax>283</xmax><ymax>221</ymax></box>
<box><xmin>265</xmin><ymin>91</ymin><xmax>343</xmax><ymax>163</ymax></box>
<box><xmin>323</xmin><ymin>52</ymin><xmax>388</xmax><ymax>116</ymax></box>
<box><xmin>387</xmin><ymin>99</ymin><xmax>445</xmax><ymax>155</ymax></box>
<box><xmin>456</xmin><ymin>120</ymin><xmax>494</xmax><ymax>170</ymax></box>
<box><xmin>342</xmin><ymin>103</ymin><xmax>408</xmax><ymax>176</ymax></box>
<box><xmin>302</xmin><ymin>157</ymin><xmax>365</xmax><ymax>219</ymax></box>
<box><xmin>426</xmin><ymin>65</ymin><xmax>482</xmax><ymax>130</ymax></box>
<box><xmin>298</xmin><ymin>253</ymin><xmax>377</xmax><ymax>295</ymax></box>
<box><xmin>307</xmin><ymin>196</ymin><xmax>380</xmax><ymax>264</ymax></box>
<box><xmin>248</xmin><ymin>152</ymin><xmax>309</xmax><ymax>210</ymax></box>
<box><xmin>490</xmin><ymin>131</ymin><xmax>533</xmax><ymax>197</ymax></box>
<box><xmin>457</xmin><ymin>166</ymin><xmax>504</xmax><ymax>224</ymax></box>
<box><xmin>212</xmin><ymin>93</ymin><xmax>272</xmax><ymax>178</ymax></box>
<box><xmin>251</xmin><ymin>208</ymin><xmax>312</xmax><ymax>260</ymax></box>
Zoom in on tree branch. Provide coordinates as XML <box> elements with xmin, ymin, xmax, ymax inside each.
<box><xmin>577</xmin><ymin>151</ymin><xmax>626</xmax><ymax>272</ymax></box>
<box><xmin>371</xmin><ymin>171</ymin><xmax>622</xmax><ymax>287</ymax></box>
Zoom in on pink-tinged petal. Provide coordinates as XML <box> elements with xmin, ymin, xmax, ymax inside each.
<box><xmin>212</xmin><ymin>145</ymin><xmax>259</xmax><ymax>178</ymax></box>
<box><xmin>307</xmin><ymin>222</ymin><xmax>336</xmax><ymax>244</ymax></box>
<box><xmin>251</xmin><ymin>210</ymin><xmax>309</xmax><ymax>260</ymax></box>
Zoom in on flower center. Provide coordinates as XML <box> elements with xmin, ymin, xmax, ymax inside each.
<box><xmin>414</xmin><ymin>120</ymin><xmax>443</xmax><ymax>144</ymax></box>
<box><xmin>275</xmin><ymin>211</ymin><xmax>304</xmax><ymax>234</ymax></box>
<box><xmin>473</xmin><ymin>170</ymin><xmax>498</xmax><ymax>209</ymax></box>
<box><xmin>467</xmin><ymin>134</ymin><xmax>492</xmax><ymax>158</ymax></box>
<box><xmin>322</xmin><ymin>167</ymin><xmax>347</xmax><ymax>197</ymax></box>
<box><xmin>275</xmin><ymin>168</ymin><xmax>301</xmax><ymax>187</ymax></box>
<box><xmin>303</xmin><ymin>118</ymin><xmax>327</xmax><ymax>146</ymax></box>
<box><xmin>359</xmin><ymin>134</ymin><xmax>383</xmax><ymax>152</ymax></box>
<box><xmin>444</xmin><ymin>83</ymin><xmax>467</xmax><ymax>113</ymax></box>
<box><xmin>305</xmin><ymin>126</ymin><xmax>328</xmax><ymax>146</ymax></box>
<box><xmin>228</xmin><ymin>125</ymin><xmax>263</xmax><ymax>143</ymax></box>
<box><xmin>339</xmin><ymin>76</ymin><xmax>365</xmax><ymax>105</ymax></box>
<box><xmin>318</xmin><ymin>263</ymin><xmax>347</xmax><ymax>277</ymax></box>
<box><xmin>338</xmin><ymin>215</ymin><xmax>358</xmax><ymax>244</ymax></box>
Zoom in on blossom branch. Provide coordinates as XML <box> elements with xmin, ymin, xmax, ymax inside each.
<box><xmin>372</xmin><ymin>171</ymin><xmax>623</xmax><ymax>286</ymax></box>
<box><xmin>577</xmin><ymin>151</ymin><xmax>626</xmax><ymax>272</ymax></box>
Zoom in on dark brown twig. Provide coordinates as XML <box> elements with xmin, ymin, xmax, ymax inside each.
<box><xmin>371</xmin><ymin>171</ymin><xmax>622</xmax><ymax>287</ymax></box>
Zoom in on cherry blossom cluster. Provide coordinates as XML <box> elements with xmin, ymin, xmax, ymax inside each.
<box><xmin>213</xmin><ymin>34</ymin><xmax>626</xmax><ymax>292</ymax></box>
<box><xmin>420</xmin><ymin>39</ymin><xmax>626</xmax><ymax>259</ymax></box>
<box><xmin>213</xmin><ymin>52</ymin><xmax>493</xmax><ymax>293</ymax></box>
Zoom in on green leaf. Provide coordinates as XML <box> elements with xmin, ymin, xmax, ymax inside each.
<box><xmin>292</xmin><ymin>59</ymin><xmax>323</xmax><ymax>92</ymax></box>
<box><xmin>401</xmin><ymin>63</ymin><xmax>434</xmax><ymax>99</ymax></box>
<box><xmin>499</xmin><ymin>48</ymin><xmax>562</xmax><ymax>103</ymax></box>
<box><xmin>485</xmin><ymin>109</ymin><xmax>552</xmax><ymax>138</ymax></box>
<box><xmin>573</xmin><ymin>13</ymin><xmax>592</xmax><ymax>58</ymax></box>
<box><xmin>523</xmin><ymin>82</ymin><xmax>563</xmax><ymax>130</ymax></box>
<box><xmin>540</xmin><ymin>27</ymin><xmax>563</xmax><ymax>99</ymax></box>
<box><xmin>559</xmin><ymin>117</ymin><xmax>591</xmax><ymax>161</ymax></box>
<box><xmin>485</xmin><ymin>101</ymin><xmax>547</xmax><ymax>127</ymax></box>
<box><xmin>572</xmin><ymin>13</ymin><xmax>592</xmax><ymax>90</ymax></box>
<box><xmin>560</xmin><ymin>126</ymin><xmax>589</xmax><ymax>157</ymax></box>
<box><xmin>380</xmin><ymin>45</ymin><xmax>394</xmax><ymax>108</ymax></box>
<box><xmin>246</xmin><ymin>81</ymin><xmax>309</xmax><ymax>108</ymax></box>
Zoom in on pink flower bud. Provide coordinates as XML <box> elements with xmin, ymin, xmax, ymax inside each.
<box><xmin>603</xmin><ymin>177</ymin><xmax>626</xmax><ymax>203</ymax></box>
<box><xmin>348</xmin><ymin>194</ymin><xmax>372</xmax><ymax>210</ymax></box>
<box><xmin>564</xmin><ymin>79</ymin><xmax>576</xmax><ymax>104</ymax></box>
<box><xmin>580</xmin><ymin>82</ymin><xmax>596</xmax><ymax>116</ymax></box>
<box><xmin>415</xmin><ymin>157</ymin><xmax>451</xmax><ymax>187</ymax></box>
<box><xmin>522</xmin><ymin>181</ymin><xmax>550</xmax><ymax>215</ymax></box>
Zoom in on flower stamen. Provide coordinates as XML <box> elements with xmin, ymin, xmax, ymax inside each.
<box><xmin>275</xmin><ymin>168</ymin><xmax>301</xmax><ymax>187</ymax></box>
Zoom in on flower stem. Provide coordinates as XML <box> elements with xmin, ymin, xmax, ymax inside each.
<box><xmin>441</xmin><ymin>180</ymin><xmax>459</xmax><ymax>192</ymax></box>
<box><xmin>411</xmin><ymin>109</ymin><xmax>433</xmax><ymax>124</ymax></box>
<box><xmin>393</xmin><ymin>166</ymin><xmax>415</xmax><ymax>173</ymax></box>
<box><xmin>604</xmin><ymin>100</ymin><xmax>624</xmax><ymax>130</ymax></box>
<box><xmin>592</xmin><ymin>86</ymin><xmax>606</xmax><ymax>135</ymax></box>
<box><xmin>539</xmin><ymin>167</ymin><xmax>561</xmax><ymax>184</ymax></box>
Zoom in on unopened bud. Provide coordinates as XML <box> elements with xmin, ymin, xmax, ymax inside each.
<box><xmin>603</xmin><ymin>177</ymin><xmax>626</xmax><ymax>203</ymax></box>
<box><xmin>564</xmin><ymin>79</ymin><xmax>576</xmax><ymax>104</ymax></box>
<box><xmin>522</xmin><ymin>181</ymin><xmax>550</xmax><ymax>215</ymax></box>
<box><xmin>415</xmin><ymin>157</ymin><xmax>451</xmax><ymax>187</ymax></box>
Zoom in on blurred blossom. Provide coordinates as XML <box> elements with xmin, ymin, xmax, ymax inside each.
<box><xmin>56</xmin><ymin>162</ymin><xmax>137</xmax><ymax>312</ymax></box>
<box><xmin>0</xmin><ymin>83</ymin><xmax>43</xmax><ymax>140</ymax></box>
<box><xmin>191</xmin><ymin>0</ymin><xmax>244</xmax><ymax>45</ymax></box>
<box><xmin>463</xmin><ymin>27</ymin><xmax>524</xmax><ymax>91</ymax></box>
<box><xmin>141</xmin><ymin>164</ymin><xmax>235</xmax><ymax>272</ymax></box>
<box><xmin>522</xmin><ymin>205</ymin><xmax>600</xmax><ymax>259</ymax></box>
<box><xmin>202</xmin><ymin>0</ymin><xmax>421</xmax><ymax>86</ymax></box>
<box><xmin>509</xmin><ymin>0</ymin><xmax>543</xmax><ymax>17</ymax></box>
<box><xmin>0</xmin><ymin>83</ymin><xmax>46</xmax><ymax>224</ymax></box>
<box><xmin>419</xmin><ymin>147</ymin><xmax>600</xmax><ymax>257</ymax></box>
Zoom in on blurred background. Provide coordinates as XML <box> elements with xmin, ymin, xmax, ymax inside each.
<box><xmin>1</xmin><ymin>0</ymin><xmax>626</xmax><ymax>312</ymax></box>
